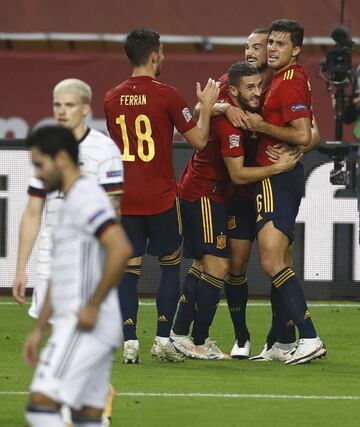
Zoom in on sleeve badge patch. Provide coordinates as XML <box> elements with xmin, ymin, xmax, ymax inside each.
<box><xmin>88</xmin><ymin>209</ymin><xmax>106</xmax><ymax>224</ymax></box>
<box><xmin>106</xmin><ymin>170</ymin><xmax>123</xmax><ymax>178</ymax></box>
<box><xmin>182</xmin><ymin>107</ymin><xmax>192</xmax><ymax>123</ymax></box>
<box><xmin>291</xmin><ymin>104</ymin><xmax>308</xmax><ymax>112</ymax></box>
<box><xmin>229</xmin><ymin>134</ymin><xmax>240</xmax><ymax>148</ymax></box>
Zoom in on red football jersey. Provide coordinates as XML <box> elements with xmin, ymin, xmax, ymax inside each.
<box><xmin>234</xmin><ymin>131</ymin><xmax>259</xmax><ymax>199</ymax></box>
<box><xmin>256</xmin><ymin>64</ymin><xmax>313</xmax><ymax>166</ymax></box>
<box><xmin>179</xmin><ymin>100</ymin><xmax>245</xmax><ymax>205</ymax></box>
<box><xmin>104</xmin><ymin>76</ymin><xmax>196</xmax><ymax>215</ymax></box>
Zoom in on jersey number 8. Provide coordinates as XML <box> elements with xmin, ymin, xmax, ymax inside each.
<box><xmin>116</xmin><ymin>114</ymin><xmax>155</xmax><ymax>162</ymax></box>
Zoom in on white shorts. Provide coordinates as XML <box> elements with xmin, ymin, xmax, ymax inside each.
<box><xmin>30</xmin><ymin>316</ymin><xmax>115</xmax><ymax>410</ymax></box>
<box><xmin>29</xmin><ymin>234</ymin><xmax>51</xmax><ymax>320</ymax></box>
<box><xmin>28</xmin><ymin>276</ymin><xmax>50</xmax><ymax>320</ymax></box>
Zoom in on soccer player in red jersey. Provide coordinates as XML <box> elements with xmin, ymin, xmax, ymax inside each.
<box><xmin>187</xmin><ymin>28</ymin><xmax>321</xmax><ymax>361</ymax></box>
<box><xmin>104</xmin><ymin>28</ymin><xmax>219</xmax><ymax>363</ymax></box>
<box><xmin>245</xmin><ymin>19</ymin><xmax>327</xmax><ymax>364</ymax></box>
<box><xmin>171</xmin><ymin>61</ymin><xmax>300</xmax><ymax>359</ymax></box>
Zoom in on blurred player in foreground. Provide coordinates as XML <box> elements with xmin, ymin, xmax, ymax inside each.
<box><xmin>23</xmin><ymin>125</ymin><xmax>132</xmax><ymax>427</ymax></box>
<box><xmin>13</xmin><ymin>78</ymin><xmax>123</xmax><ymax>426</ymax></box>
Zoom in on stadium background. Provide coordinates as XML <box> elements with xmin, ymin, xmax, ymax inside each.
<box><xmin>0</xmin><ymin>0</ymin><xmax>359</xmax><ymax>298</ymax></box>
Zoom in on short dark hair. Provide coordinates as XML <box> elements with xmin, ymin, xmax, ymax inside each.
<box><xmin>269</xmin><ymin>19</ymin><xmax>304</xmax><ymax>47</ymax></box>
<box><xmin>124</xmin><ymin>28</ymin><xmax>161</xmax><ymax>67</ymax></box>
<box><xmin>251</xmin><ymin>28</ymin><xmax>269</xmax><ymax>36</ymax></box>
<box><xmin>26</xmin><ymin>126</ymin><xmax>78</xmax><ymax>164</ymax></box>
<box><xmin>228</xmin><ymin>61</ymin><xmax>258</xmax><ymax>87</ymax></box>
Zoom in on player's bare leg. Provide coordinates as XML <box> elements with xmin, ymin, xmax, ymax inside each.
<box><xmin>26</xmin><ymin>393</ymin><xmax>63</xmax><ymax>427</ymax></box>
<box><xmin>102</xmin><ymin>384</ymin><xmax>116</xmax><ymax>427</ymax></box>
<box><xmin>72</xmin><ymin>406</ymin><xmax>103</xmax><ymax>427</ymax></box>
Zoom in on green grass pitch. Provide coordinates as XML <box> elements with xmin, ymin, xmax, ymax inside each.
<box><xmin>1</xmin><ymin>297</ymin><xmax>360</xmax><ymax>427</ymax></box>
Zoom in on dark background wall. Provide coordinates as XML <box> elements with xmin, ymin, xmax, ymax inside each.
<box><xmin>1</xmin><ymin>51</ymin><xmax>360</xmax><ymax>143</ymax></box>
<box><xmin>1</xmin><ymin>0</ymin><xmax>359</xmax><ymax>36</ymax></box>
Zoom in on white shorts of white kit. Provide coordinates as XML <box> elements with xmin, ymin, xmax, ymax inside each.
<box><xmin>28</xmin><ymin>234</ymin><xmax>52</xmax><ymax>320</ymax></box>
<box><xmin>30</xmin><ymin>317</ymin><xmax>115</xmax><ymax>410</ymax></box>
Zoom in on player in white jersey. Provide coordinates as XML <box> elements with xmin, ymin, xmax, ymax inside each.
<box><xmin>23</xmin><ymin>125</ymin><xmax>132</xmax><ymax>427</ymax></box>
<box><xmin>12</xmin><ymin>79</ymin><xmax>122</xmax><ymax>427</ymax></box>
<box><xmin>13</xmin><ymin>79</ymin><xmax>123</xmax><ymax>315</ymax></box>
<box><xmin>25</xmin><ymin>127</ymin><xmax>123</xmax><ymax>320</ymax></box>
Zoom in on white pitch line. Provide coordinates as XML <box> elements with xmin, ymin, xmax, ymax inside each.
<box><xmin>0</xmin><ymin>301</ymin><xmax>359</xmax><ymax>308</ymax></box>
<box><xmin>117</xmin><ymin>392</ymin><xmax>360</xmax><ymax>401</ymax></box>
<box><xmin>1</xmin><ymin>391</ymin><xmax>359</xmax><ymax>401</ymax></box>
<box><xmin>138</xmin><ymin>302</ymin><xmax>360</xmax><ymax>308</ymax></box>
<box><xmin>1</xmin><ymin>300</ymin><xmax>360</xmax><ymax>308</ymax></box>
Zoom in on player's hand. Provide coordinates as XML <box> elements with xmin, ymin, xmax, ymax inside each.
<box><xmin>23</xmin><ymin>328</ymin><xmax>43</xmax><ymax>368</ymax></box>
<box><xmin>77</xmin><ymin>305</ymin><xmax>99</xmax><ymax>331</ymax></box>
<box><xmin>245</xmin><ymin>111</ymin><xmax>264</xmax><ymax>131</ymax></box>
<box><xmin>12</xmin><ymin>270</ymin><xmax>28</xmax><ymax>304</ymax></box>
<box><xmin>353</xmin><ymin>89</ymin><xmax>360</xmax><ymax>106</ymax></box>
<box><xmin>225</xmin><ymin>106</ymin><xmax>250</xmax><ymax>129</ymax></box>
<box><xmin>274</xmin><ymin>150</ymin><xmax>303</xmax><ymax>173</ymax></box>
<box><xmin>266</xmin><ymin>143</ymin><xmax>300</xmax><ymax>163</ymax></box>
<box><xmin>196</xmin><ymin>78</ymin><xmax>220</xmax><ymax>108</ymax></box>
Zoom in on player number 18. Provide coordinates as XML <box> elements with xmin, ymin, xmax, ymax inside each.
<box><xmin>116</xmin><ymin>114</ymin><xmax>155</xmax><ymax>162</ymax></box>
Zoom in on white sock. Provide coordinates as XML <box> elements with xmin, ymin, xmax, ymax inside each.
<box><xmin>277</xmin><ymin>341</ymin><xmax>297</xmax><ymax>350</ymax></box>
<box><xmin>60</xmin><ymin>405</ymin><xmax>72</xmax><ymax>424</ymax></box>
<box><xmin>156</xmin><ymin>336</ymin><xmax>170</xmax><ymax>346</ymax></box>
<box><xmin>26</xmin><ymin>409</ymin><xmax>64</xmax><ymax>427</ymax></box>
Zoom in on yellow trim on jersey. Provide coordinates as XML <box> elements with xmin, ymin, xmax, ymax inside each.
<box><xmin>283</xmin><ymin>69</ymin><xmax>294</xmax><ymax>80</ymax></box>
<box><xmin>273</xmin><ymin>268</ymin><xmax>295</xmax><ymax>288</ymax></box>
<box><xmin>201</xmin><ymin>197</ymin><xmax>214</xmax><ymax>243</ymax></box>
<box><xmin>175</xmin><ymin>196</ymin><xmax>183</xmax><ymax>235</ymax></box>
<box><xmin>262</xmin><ymin>178</ymin><xmax>274</xmax><ymax>213</ymax></box>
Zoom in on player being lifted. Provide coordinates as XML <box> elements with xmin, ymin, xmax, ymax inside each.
<box><xmin>13</xmin><ymin>79</ymin><xmax>123</xmax><ymax>426</ymax></box>
<box><xmin>104</xmin><ymin>28</ymin><xmax>219</xmax><ymax>363</ymax></box>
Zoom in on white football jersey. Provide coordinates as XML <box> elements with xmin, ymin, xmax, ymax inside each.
<box><xmin>50</xmin><ymin>176</ymin><xmax>121</xmax><ymax>347</ymax></box>
<box><xmin>28</xmin><ymin>128</ymin><xmax>123</xmax><ymax>232</ymax></box>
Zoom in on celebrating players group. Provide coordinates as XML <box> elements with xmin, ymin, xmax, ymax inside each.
<box><xmin>12</xmin><ymin>18</ymin><xmax>327</xmax><ymax>427</ymax></box>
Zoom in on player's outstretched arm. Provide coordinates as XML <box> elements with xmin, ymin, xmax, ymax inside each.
<box><xmin>182</xmin><ymin>78</ymin><xmax>220</xmax><ymax>151</ymax></box>
<box><xmin>77</xmin><ymin>224</ymin><xmax>132</xmax><ymax>331</ymax></box>
<box><xmin>12</xmin><ymin>196</ymin><xmax>44</xmax><ymax>304</ymax></box>
<box><xmin>224</xmin><ymin>151</ymin><xmax>302</xmax><ymax>185</ymax></box>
